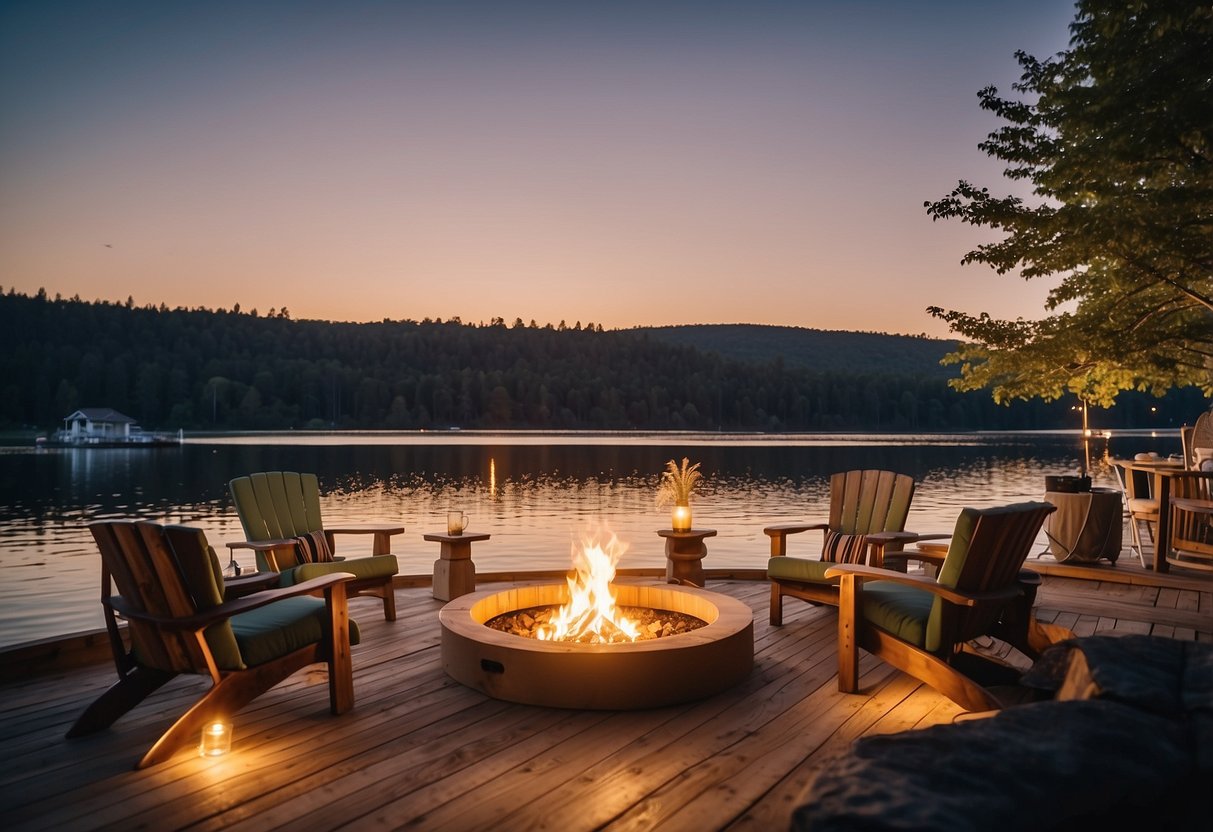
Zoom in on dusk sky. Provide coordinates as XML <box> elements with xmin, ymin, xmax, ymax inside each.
<box><xmin>1</xmin><ymin>1</ymin><xmax>1076</xmax><ymax>336</ymax></box>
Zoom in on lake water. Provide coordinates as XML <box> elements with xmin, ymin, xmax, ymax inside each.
<box><xmin>0</xmin><ymin>430</ymin><xmax>1181</xmax><ymax>650</ymax></box>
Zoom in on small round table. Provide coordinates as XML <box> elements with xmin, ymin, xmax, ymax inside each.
<box><xmin>424</xmin><ymin>531</ymin><xmax>491</xmax><ymax>601</ymax></box>
<box><xmin>657</xmin><ymin>528</ymin><xmax>717</xmax><ymax>587</ymax></box>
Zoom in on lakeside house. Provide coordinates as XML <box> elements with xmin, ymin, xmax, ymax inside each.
<box><xmin>50</xmin><ymin>408</ymin><xmax>179</xmax><ymax>446</ymax></box>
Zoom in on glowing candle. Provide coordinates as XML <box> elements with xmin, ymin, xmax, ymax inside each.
<box><xmin>671</xmin><ymin>504</ymin><xmax>692</xmax><ymax>532</ymax></box>
<box><xmin>199</xmin><ymin>721</ymin><xmax>233</xmax><ymax>757</ymax></box>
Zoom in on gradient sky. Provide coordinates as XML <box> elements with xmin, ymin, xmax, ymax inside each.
<box><xmin>0</xmin><ymin>1</ymin><xmax>1077</xmax><ymax>336</ymax></box>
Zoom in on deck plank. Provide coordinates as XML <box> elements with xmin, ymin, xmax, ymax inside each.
<box><xmin>0</xmin><ymin>574</ymin><xmax>1208</xmax><ymax>831</ymax></box>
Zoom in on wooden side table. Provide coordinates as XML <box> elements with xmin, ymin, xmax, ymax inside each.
<box><xmin>424</xmin><ymin>531</ymin><xmax>491</xmax><ymax>601</ymax></box>
<box><xmin>657</xmin><ymin>528</ymin><xmax>717</xmax><ymax>587</ymax></box>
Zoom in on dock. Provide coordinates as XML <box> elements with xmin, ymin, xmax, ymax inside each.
<box><xmin>1</xmin><ymin>567</ymin><xmax>1208</xmax><ymax>830</ymax></box>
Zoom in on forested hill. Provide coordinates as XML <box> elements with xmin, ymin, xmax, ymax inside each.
<box><xmin>642</xmin><ymin>325</ymin><xmax>956</xmax><ymax>378</ymax></box>
<box><xmin>1</xmin><ymin>290</ymin><xmax>1200</xmax><ymax>433</ymax></box>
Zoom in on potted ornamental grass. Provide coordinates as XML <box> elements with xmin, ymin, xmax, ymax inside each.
<box><xmin>656</xmin><ymin>457</ymin><xmax>702</xmax><ymax>532</ymax></box>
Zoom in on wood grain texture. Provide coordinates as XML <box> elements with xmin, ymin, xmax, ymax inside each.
<box><xmin>1</xmin><ymin>574</ymin><xmax>1208</xmax><ymax>831</ymax></box>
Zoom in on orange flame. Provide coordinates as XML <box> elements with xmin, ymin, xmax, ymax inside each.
<box><xmin>536</xmin><ymin>527</ymin><xmax>641</xmax><ymax>643</ymax></box>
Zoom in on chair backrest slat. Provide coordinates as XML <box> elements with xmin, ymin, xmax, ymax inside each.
<box><xmin>90</xmin><ymin>521</ymin><xmax>206</xmax><ymax>673</ymax></box>
<box><xmin>852</xmin><ymin>470</ymin><xmax>881</xmax><ymax>534</ymax></box>
<box><xmin>232</xmin><ymin>471</ymin><xmax>324</xmax><ymax>542</ymax></box>
<box><xmin>829</xmin><ymin>469</ymin><xmax>915</xmax><ymax>535</ymax></box>
<box><xmin>91</xmin><ymin>522</ymin><xmax>177</xmax><ymax>671</ymax></box>
<box><xmin>136</xmin><ymin>523</ymin><xmax>198</xmax><ymax>618</ymax></box>
<box><xmin>252</xmin><ymin>472</ymin><xmax>291</xmax><ymax>539</ymax></box>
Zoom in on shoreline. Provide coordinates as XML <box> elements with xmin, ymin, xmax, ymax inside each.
<box><xmin>0</xmin><ymin>426</ymin><xmax>1181</xmax><ymax>454</ymax></box>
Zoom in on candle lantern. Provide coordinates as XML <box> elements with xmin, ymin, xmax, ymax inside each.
<box><xmin>199</xmin><ymin>721</ymin><xmax>233</xmax><ymax>757</ymax></box>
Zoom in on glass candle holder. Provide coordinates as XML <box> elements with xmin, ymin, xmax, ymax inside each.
<box><xmin>671</xmin><ymin>504</ymin><xmax>692</xmax><ymax>532</ymax></box>
<box><xmin>199</xmin><ymin>721</ymin><xmax>233</xmax><ymax>757</ymax></box>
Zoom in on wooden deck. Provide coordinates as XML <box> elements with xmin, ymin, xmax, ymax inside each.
<box><xmin>1</xmin><ymin>572</ymin><xmax>1209</xmax><ymax>831</ymax></box>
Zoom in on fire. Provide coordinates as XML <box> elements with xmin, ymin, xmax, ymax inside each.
<box><xmin>535</xmin><ymin>527</ymin><xmax>641</xmax><ymax>643</ymax></box>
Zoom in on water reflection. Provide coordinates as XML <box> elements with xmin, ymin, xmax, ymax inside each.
<box><xmin>0</xmin><ymin>431</ymin><xmax>1179</xmax><ymax>649</ymax></box>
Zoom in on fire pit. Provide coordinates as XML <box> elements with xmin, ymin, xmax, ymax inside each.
<box><xmin>438</xmin><ymin>528</ymin><xmax>753</xmax><ymax>709</ymax></box>
<box><xmin>440</xmin><ymin>581</ymin><xmax>752</xmax><ymax>709</ymax></box>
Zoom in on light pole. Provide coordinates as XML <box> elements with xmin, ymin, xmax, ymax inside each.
<box><xmin>1072</xmin><ymin>399</ymin><xmax>1091</xmax><ymax>475</ymax></box>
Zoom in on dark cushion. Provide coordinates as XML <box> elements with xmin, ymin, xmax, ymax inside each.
<box><xmin>163</xmin><ymin>527</ymin><xmax>243</xmax><ymax>671</ymax></box>
<box><xmin>792</xmin><ymin>699</ymin><xmax>1206</xmax><ymax>831</ymax></box>
<box><xmin>794</xmin><ymin>637</ymin><xmax>1213</xmax><ymax>831</ymax></box>
<box><xmin>286</xmin><ymin>553</ymin><xmax>399</xmax><ymax>586</ymax></box>
<box><xmin>230</xmin><ymin>596</ymin><xmax>361</xmax><ymax>669</ymax></box>
<box><xmin>767</xmin><ymin>556</ymin><xmax>837</xmax><ymax>585</ymax></box>
<box><xmin>766</xmin><ymin>531</ymin><xmax>869</xmax><ymax>587</ymax></box>
<box><xmin>859</xmin><ymin>581</ymin><xmax>933</xmax><ymax>647</ymax></box>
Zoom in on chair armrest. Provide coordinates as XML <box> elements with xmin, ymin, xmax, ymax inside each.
<box><xmin>325</xmin><ymin>524</ymin><xmax>407</xmax><ymax>535</ymax></box>
<box><xmin>223</xmin><ymin>571</ymin><xmax>280</xmax><ymax>599</ymax></box>
<box><xmin>864</xmin><ymin>531</ymin><xmax>915</xmax><ymax>545</ymax></box>
<box><xmin>882</xmin><ymin>535</ymin><xmax>952</xmax><ymax>567</ymax></box>
<box><xmin>1171</xmin><ymin>497</ymin><xmax>1213</xmax><ymax>514</ymax></box>
<box><xmin>110</xmin><ymin>572</ymin><xmax>357</xmax><ymax>631</ymax></box>
<box><xmin>227</xmin><ymin>538</ymin><xmax>298</xmax><ymax>571</ymax></box>
<box><xmin>863</xmin><ymin>531</ymin><xmax>919</xmax><ymax>568</ymax></box>
<box><xmin>763</xmin><ymin>523</ymin><xmax>829</xmax><ymax>556</ymax></box>
<box><xmin>866</xmin><ymin>531</ymin><xmax>951</xmax><ymax>549</ymax></box>
<box><xmin>323</xmin><ymin>524</ymin><xmax>406</xmax><ymax>556</ymax></box>
<box><xmin>823</xmin><ymin>563</ymin><xmax>1023</xmax><ymax>606</ymax></box>
<box><xmin>226</xmin><ymin>538</ymin><xmax>296</xmax><ymax>552</ymax></box>
<box><xmin>906</xmin><ymin>533</ymin><xmax>952</xmax><ymax>545</ymax></box>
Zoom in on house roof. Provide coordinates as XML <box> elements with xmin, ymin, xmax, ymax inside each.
<box><xmin>64</xmin><ymin>408</ymin><xmax>137</xmax><ymax>424</ymax></box>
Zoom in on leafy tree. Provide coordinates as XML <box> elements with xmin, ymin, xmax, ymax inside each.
<box><xmin>926</xmin><ymin>0</ymin><xmax>1213</xmax><ymax>407</ymax></box>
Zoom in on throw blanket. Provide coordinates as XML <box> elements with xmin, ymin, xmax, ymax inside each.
<box><xmin>293</xmin><ymin>530</ymin><xmax>334</xmax><ymax>565</ymax></box>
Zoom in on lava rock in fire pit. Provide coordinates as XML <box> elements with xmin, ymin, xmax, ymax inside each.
<box><xmin>486</xmin><ymin>605</ymin><xmax>706</xmax><ymax>643</ymax></box>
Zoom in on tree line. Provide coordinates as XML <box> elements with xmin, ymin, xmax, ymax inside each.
<box><xmin>0</xmin><ymin>289</ymin><xmax>1204</xmax><ymax>433</ymax></box>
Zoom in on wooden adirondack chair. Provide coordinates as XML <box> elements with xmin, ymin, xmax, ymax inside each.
<box><xmin>826</xmin><ymin>501</ymin><xmax>1060</xmax><ymax>712</ymax></box>
<box><xmin>67</xmin><ymin>521</ymin><xmax>358</xmax><ymax>769</ymax></box>
<box><xmin>766</xmin><ymin>470</ymin><xmax>932</xmax><ymax>625</ymax></box>
<box><xmin>228</xmin><ymin>471</ymin><xmax>402</xmax><ymax>620</ymax></box>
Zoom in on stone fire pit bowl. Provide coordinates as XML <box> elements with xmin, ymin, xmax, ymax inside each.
<box><xmin>439</xmin><ymin>580</ymin><xmax>754</xmax><ymax>710</ymax></box>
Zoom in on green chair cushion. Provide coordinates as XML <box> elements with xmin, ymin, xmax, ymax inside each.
<box><xmin>768</xmin><ymin>556</ymin><xmax>838</xmax><ymax>585</ymax></box>
<box><xmin>229</xmin><ymin>596</ymin><xmax>361</xmax><ymax>669</ymax></box>
<box><xmin>163</xmin><ymin>526</ymin><xmax>244</xmax><ymax>671</ymax></box>
<box><xmin>859</xmin><ymin>581</ymin><xmax>934</xmax><ymax>647</ymax></box>
<box><xmin>284</xmin><ymin>554</ymin><xmax>399</xmax><ymax>586</ymax></box>
<box><xmin>935</xmin><ymin>508</ymin><xmax>981</xmax><ymax>590</ymax></box>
